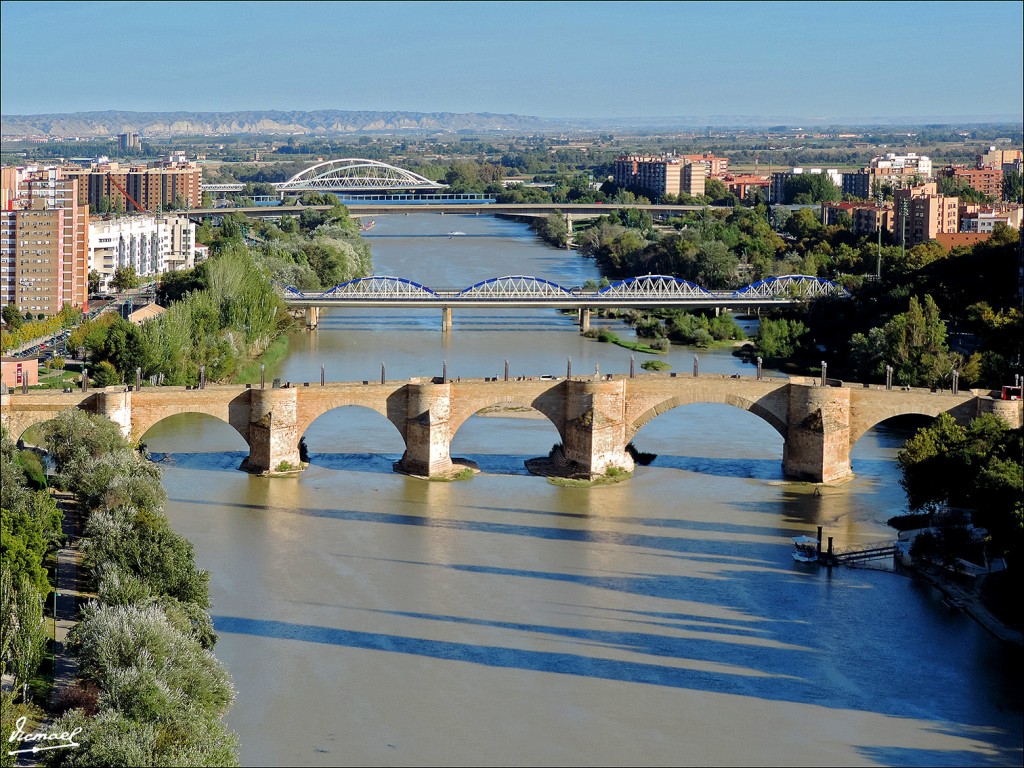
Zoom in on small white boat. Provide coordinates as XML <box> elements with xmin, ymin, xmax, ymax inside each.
<box><xmin>448</xmin><ymin>231</ymin><xmax>466</xmax><ymax>238</ymax></box>
<box><xmin>792</xmin><ymin>535</ymin><xmax>819</xmax><ymax>563</ymax></box>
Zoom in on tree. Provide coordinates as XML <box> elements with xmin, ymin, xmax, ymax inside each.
<box><xmin>693</xmin><ymin>240</ymin><xmax>738</xmax><ymax>288</ymax></box>
<box><xmin>936</xmin><ymin>175</ymin><xmax>993</xmax><ymax>204</ymax></box>
<box><xmin>784</xmin><ymin>173</ymin><xmax>840</xmax><ymax>204</ymax></box>
<box><xmin>1002</xmin><ymin>169</ymin><xmax>1023</xmax><ymax>203</ymax></box>
<box><xmin>2</xmin><ymin>304</ymin><xmax>23</xmax><ymax>330</ymax></box>
<box><xmin>88</xmin><ymin>270</ymin><xmax>102</xmax><ymax>295</ymax></box>
<box><xmin>111</xmin><ymin>266</ymin><xmax>141</xmax><ymax>292</ymax></box>
<box><xmin>703</xmin><ymin>178</ymin><xmax>729</xmax><ymax>202</ymax></box>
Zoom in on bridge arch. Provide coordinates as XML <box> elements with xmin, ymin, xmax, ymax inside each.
<box><xmin>848</xmin><ymin>400</ymin><xmax>978</xmax><ymax>448</ymax></box>
<box><xmin>276</xmin><ymin>159</ymin><xmax>446</xmax><ymax>192</ymax></box>
<box><xmin>130</xmin><ymin>391</ymin><xmax>251</xmax><ymax>445</ymax></box>
<box><xmin>731</xmin><ymin>274</ymin><xmax>849</xmax><ymax>299</ymax></box>
<box><xmin>322</xmin><ymin>275</ymin><xmax>439</xmax><ymax>299</ymax></box>
<box><xmin>597</xmin><ymin>275</ymin><xmax>713</xmax><ymax>299</ymax></box>
<box><xmin>455</xmin><ymin>275</ymin><xmax>575</xmax><ymax>299</ymax></box>
<box><xmin>299</xmin><ymin>403</ymin><xmax>407</xmax><ymax>467</ymax></box>
<box><xmin>294</xmin><ymin>389</ymin><xmax>405</xmax><ymax>446</ymax></box>
<box><xmin>627</xmin><ymin>391</ymin><xmax>788</xmax><ymax>443</ymax></box>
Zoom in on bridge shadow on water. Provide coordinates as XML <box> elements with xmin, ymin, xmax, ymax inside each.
<box><xmin>172</xmin><ymin>488</ymin><xmax>1020</xmax><ymax>760</ymax></box>
<box><xmin>211</xmin><ymin>574</ymin><xmax>1020</xmax><ymax>765</ymax></box>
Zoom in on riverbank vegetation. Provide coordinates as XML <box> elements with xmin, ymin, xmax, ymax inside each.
<box><xmin>35</xmin><ymin>409</ymin><xmax>239</xmax><ymax>766</ymax></box>
<box><xmin>1</xmin><ymin>429</ymin><xmax>63</xmax><ymax>758</ymax></box>
<box><xmin>63</xmin><ymin>198</ymin><xmax>372</xmax><ymax>388</ymax></box>
<box><xmin>895</xmin><ymin>413</ymin><xmax>1022</xmax><ymax>630</ymax></box>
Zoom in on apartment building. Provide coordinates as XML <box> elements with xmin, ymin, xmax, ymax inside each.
<box><xmin>820</xmin><ymin>201</ymin><xmax>894</xmax><ymax>235</ymax></box>
<box><xmin>613</xmin><ymin>155</ymin><xmax>707</xmax><ymax>198</ymax></box>
<box><xmin>977</xmin><ymin>146</ymin><xmax>1023</xmax><ymax>170</ymax></box>
<box><xmin>870</xmin><ymin>152</ymin><xmax>932</xmax><ymax>178</ymax></box>
<box><xmin>940</xmin><ymin>165</ymin><xmax>1004</xmax><ymax>199</ymax></box>
<box><xmin>118</xmin><ymin>131</ymin><xmax>141</xmax><ymax>153</ymax></box>
<box><xmin>683</xmin><ymin>153</ymin><xmax>729</xmax><ymax>177</ymax></box>
<box><xmin>721</xmin><ymin>174</ymin><xmax>770</xmax><ymax>200</ymax></box>
<box><xmin>958</xmin><ymin>202</ymin><xmax>1023</xmax><ymax>232</ymax></box>
<box><xmin>0</xmin><ymin>168</ymin><xmax>88</xmax><ymax>316</ymax></box>
<box><xmin>894</xmin><ymin>182</ymin><xmax>959</xmax><ymax>246</ymax></box>
<box><xmin>88</xmin><ymin>213</ymin><xmax>197</xmax><ymax>290</ymax></box>
<box><xmin>63</xmin><ymin>155</ymin><xmax>203</xmax><ymax>212</ymax></box>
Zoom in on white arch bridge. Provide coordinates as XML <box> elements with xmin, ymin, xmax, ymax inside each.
<box><xmin>281</xmin><ymin>274</ymin><xmax>850</xmax><ymax>330</ymax></box>
<box><xmin>275</xmin><ymin>159</ymin><xmax>446</xmax><ymax>193</ymax></box>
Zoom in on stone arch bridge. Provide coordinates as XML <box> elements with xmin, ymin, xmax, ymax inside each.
<box><xmin>2</xmin><ymin>375</ymin><xmax>1019</xmax><ymax>482</ymax></box>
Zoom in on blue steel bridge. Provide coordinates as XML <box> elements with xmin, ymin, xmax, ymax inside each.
<box><xmin>279</xmin><ymin>274</ymin><xmax>850</xmax><ymax>329</ymax></box>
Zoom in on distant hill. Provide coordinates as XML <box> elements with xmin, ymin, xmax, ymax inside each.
<box><xmin>0</xmin><ymin>109</ymin><xmax>563</xmax><ymax>137</ymax></box>
<box><xmin>2</xmin><ymin>109</ymin><xmax>1020</xmax><ymax>138</ymax></box>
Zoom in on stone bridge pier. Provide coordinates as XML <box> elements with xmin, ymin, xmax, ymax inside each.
<box><xmin>395</xmin><ymin>381</ymin><xmax>455</xmax><ymax>477</ymax></box>
<box><xmin>239</xmin><ymin>386</ymin><xmax>304</xmax><ymax>475</ymax></box>
<box><xmin>782</xmin><ymin>384</ymin><xmax>852</xmax><ymax>482</ymax></box>
<box><xmin>560</xmin><ymin>379</ymin><xmax>635</xmax><ymax>476</ymax></box>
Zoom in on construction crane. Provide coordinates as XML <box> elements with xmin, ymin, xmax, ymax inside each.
<box><xmin>106</xmin><ymin>173</ymin><xmax>146</xmax><ymax>213</ymax></box>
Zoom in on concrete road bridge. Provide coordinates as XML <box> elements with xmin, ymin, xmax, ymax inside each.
<box><xmin>4</xmin><ymin>373</ymin><xmax>1019</xmax><ymax>483</ymax></box>
<box><xmin>282</xmin><ymin>274</ymin><xmax>850</xmax><ymax>331</ymax></box>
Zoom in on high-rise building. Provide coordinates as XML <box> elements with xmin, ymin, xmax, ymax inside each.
<box><xmin>977</xmin><ymin>146</ymin><xmax>1023</xmax><ymax>170</ymax></box>
<box><xmin>613</xmin><ymin>154</ymin><xmax>709</xmax><ymax>198</ymax></box>
<box><xmin>118</xmin><ymin>131</ymin><xmax>141</xmax><ymax>153</ymax></box>
<box><xmin>894</xmin><ymin>182</ymin><xmax>959</xmax><ymax>246</ymax></box>
<box><xmin>62</xmin><ymin>156</ymin><xmax>202</xmax><ymax>212</ymax></box>
<box><xmin>683</xmin><ymin>153</ymin><xmax>729</xmax><ymax>177</ymax></box>
<box><xmin>0</xmin><ymin>168</ymin><xmax>89</xmax><ymax>316</ymax></box>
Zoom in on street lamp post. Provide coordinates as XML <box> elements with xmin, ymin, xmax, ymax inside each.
<box><xmin>876</xmin><ymin>189</ymin><xmax>884</xmax><ymax>279</ymax></box>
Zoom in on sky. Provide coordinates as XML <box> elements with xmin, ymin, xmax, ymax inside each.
<box><xmin>1</xmin><ymin>0</ymin><xmax>1022</xmax><ymax>121</ymax></box>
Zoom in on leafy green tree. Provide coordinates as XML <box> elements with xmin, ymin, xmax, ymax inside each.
<box><xmin>1001</xmin><ymin>169</ymin><xmax>1022</xmax><ymax>203</ymax></box>
<box><xmin>111</xmin><ymin>266</ymin><xmax>141</xmax><ymax>292</ymax></box>
<box><xmin>898</xmin><ymin>413</ymin><xmax>1022</xmax><ymax>562</ymax></box>
<box><xmin>537</xmin><ymin>213</ymin><xmax>569</xmax><ymax>248</ymax></box>
<box><xmin>755</xmin><ymin>317</ymin><xmax>810</xmax><ymax>364</ymax></box>
<box><xmin>784</xmin><ymin>173</ymin><xmax>840</xmax><ymax>204</ymax></box>
<box><xmin>83</xmin><ymin>505</ymin><xmax>209</xmax><ymax>607</ymax></box>
<box><xmin>2</xmin><ymin>303</ymin><xmax>25</xmax><ymax>330</ymax></box>
<box><xmin>936</xmin><ymin>175</ymin><xmax>993</xmax><ymax>204</ymax></box>
<box><xmin>693</xmin><ymin>241</ymin><xmax>739</xmax><ymax>288</ymax></box>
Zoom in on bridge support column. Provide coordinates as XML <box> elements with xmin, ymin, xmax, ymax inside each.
<box><xmin>782</xmin><ymin>383</ymin><xmax>852</xmax><ymax>483</ymax></box>
<box><xmin>396</xmin><ymin>382</ymin><xmax>454</xmax><ymax>477</ymax></box>
<box><xmin>306</xmin><ymin>306</ymin><xmax>319</xmax><ymax>330</ymax></box>
<box><xmin>565</xmin><ymin>214</ymin><xmax>574</xmax><ymax>249</ymax></box>
<box><xmin>241</xmin><ymin>386</ymin><xmax>305</xmax><ymax>475</ymax></box>
<box><xmin>554</xmin><ymin>379</ymin><xmax>634</xmax><ymax>479</ymax></box>
<box><xmin>441</xmin><ymin>307</ymin><xmax>452</xmax><ymax>333</ymax></box>
<box><xmin>579</xmin><ymin>308</ymin><xmax>591</xmax><ymax>333</ymax></box>
<box><xmin>90</xmin><ymin>388</ymin><xmax>132</xmax><ymax>438</ymax></box>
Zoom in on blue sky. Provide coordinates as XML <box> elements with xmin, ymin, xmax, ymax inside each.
<box><xmin>2</xmin><ymin>0</ymin><xmax>1022</xmax><ymax>120</ymax></box>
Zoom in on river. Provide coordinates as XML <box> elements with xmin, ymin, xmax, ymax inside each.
<box><xmin>143</xmin><ymin>214</ymin><xmax>1022</xmax><ymax>767</ymax></box>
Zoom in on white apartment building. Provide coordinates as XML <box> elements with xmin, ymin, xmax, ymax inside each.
<box><xmin>88</xmin><ymin>213</ymin><xmax>196</xmax><ymax>291</ymax></box>
<box><xmin>870</xmin><ymin>152</ymin><xmax>932</xmax><ymax>178</ymax></box>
